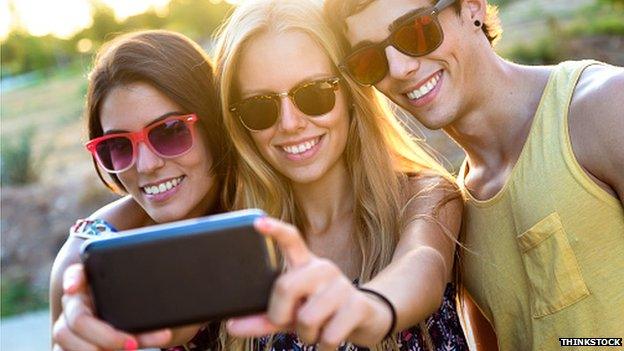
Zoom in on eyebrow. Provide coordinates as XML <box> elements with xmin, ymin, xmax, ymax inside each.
<box><xmin>239</xmin><ymin>74</ymin><xmax>335</xmax><ymax>99</ymax></box>
<box><xmin>349</xmin><ymin>39</ymin><xmax>376</xmax><ymax>53</ymax></box>
<box><xmin>103</xmin><ymin>111</ymin><xmax>184</xmax><ymax>135</ymax></box>
<box><xmin>388</xmin><ymin>6</ymin><xmax>429</xmax><ymax>32</ymax></box>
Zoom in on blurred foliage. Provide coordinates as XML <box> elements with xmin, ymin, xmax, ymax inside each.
<box><xmin>489</xmin><ymin>0</ymin><xmax>519</xmax><ymax>6</ymax></box>
<box><xmin>0</xmin><ymin>127</ymin><xmax>40</xmax><ymax>186</ymax></box>
<box><xmin>504</xmin><ymin>16</ymin><xmax>565</xmax><ymax>64</ymax></box>
<box><xmin>0</xmin><ymin>276</ymin><xmax>48</xmax><ymax>317</ymax></box>
<box><xmin>1</xmin><ymin>0</ymin><xmax>233</xmax><ymax>77</ymax></box>
<box><xmin>569</xmin><ymin>0</ymin><xmax>624</xmax><ymax>35</ymax></box>
<box><xmin>502</xmin><ymin>0</ymin><xmax>624</xmax><ymax>64</ymax></box>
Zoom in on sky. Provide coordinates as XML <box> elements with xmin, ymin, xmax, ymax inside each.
<box><xmin>0</xmin><ymin>0</ymin><xmax>244</xmax><ymax>40</ymax></box>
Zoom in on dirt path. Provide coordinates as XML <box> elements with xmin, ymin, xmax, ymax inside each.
<box><xmin>1</xmin><ymin>310</ymin><xmax>50</xmax><ymax>350</ymax></box>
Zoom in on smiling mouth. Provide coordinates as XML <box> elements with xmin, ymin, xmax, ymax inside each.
<box><xmin>280</xmin><ymin>136</ymin><xmax>322</xmax><ymax>155</ymax></box>
<box><xmin>405</xmin><ymin>71</ymin><xmax>442</xmax><ymax>101</ymax></box>
<box><xmin>141</xmin><ymin>176</ymin><xmax>185</xmax><ymax>195</ymax></box>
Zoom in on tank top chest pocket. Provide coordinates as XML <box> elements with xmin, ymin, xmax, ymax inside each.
<box><xmin>516</xmin><ymin>212</ymin><xmax>590</xmax><ymax>318</ymax></box>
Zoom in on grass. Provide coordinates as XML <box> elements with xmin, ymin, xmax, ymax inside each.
<box><xmin>1</xmin><ymin>67</ymin><xmax>90</xmax><ymax>185</ymax></box>
<box><xmin>0</xmin><ymin>277</ymin><xmax>48</xmax><ymax>318</ymax></box>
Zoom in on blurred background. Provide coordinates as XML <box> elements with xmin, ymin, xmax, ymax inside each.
<box><xmin>1</xmin><ymin>0</ymin><xmax>623</xmax><ymax>349</ymax></box>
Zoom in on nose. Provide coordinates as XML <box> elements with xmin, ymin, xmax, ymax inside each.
<box><xmin>135</xmin><ymin>141</ymin><xmax>165</xmax><ymax>174</ymax></box>
<box><xmin>385</xmin><ymin>46</ymin><xmax>420</xmax><ymax>80</ymax></box>
<box><xmin>277</xmin><ymin>96</ymin><xmax>307</xmax><ymax>133</ymax></box>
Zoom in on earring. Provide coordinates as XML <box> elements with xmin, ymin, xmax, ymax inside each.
<box><xmin>474</xmin><ymin>20</ymin><xmax>482</xmax><ymax>27</ymax></box>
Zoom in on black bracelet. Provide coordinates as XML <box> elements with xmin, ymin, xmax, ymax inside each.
<box><xmin>357</xmin><ymin>287</ymin><xmax>397</xmax><ymax>340</ymax></box>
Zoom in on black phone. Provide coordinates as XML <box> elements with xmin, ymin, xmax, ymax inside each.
<box><xmin>80</xmin><ymin>209</ymin><xmax>279</xmax><ymax>333</ymax></box>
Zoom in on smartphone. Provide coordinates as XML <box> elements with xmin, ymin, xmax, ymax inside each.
<box><xmin>80</xmin><ymin>209</ymin><xmax>279</xmax><ymax>333</ymax></box>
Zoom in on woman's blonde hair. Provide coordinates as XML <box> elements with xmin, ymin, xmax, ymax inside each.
<box><xmin>213</xmin><ymin>0</ymin><xmax>458</xmax><ymax>349</ymax></box>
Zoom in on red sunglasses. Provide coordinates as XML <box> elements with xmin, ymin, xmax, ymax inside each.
<box><xmin>85</xmin><ymin>114</ymin><xmax>198</xmax><ymax>174</ymax></box>
<box><xmin>341</xmin><ymin>0</ymin><xmax>455</xmax><ymax>85</ymax></box>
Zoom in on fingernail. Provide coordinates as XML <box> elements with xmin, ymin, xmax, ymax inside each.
<box><xmin>123</xmin><ymin>338</ymin><xmax>138</xmax><ymax>350</ymax></box>
<box><xmin>62</xmin><ymin>276</ymin><xmax>77</xmax><ymax>293</ymax></box>
<box><xmin>255</xmin><ymin>217</ymin><xmax>268</xmax><ymax>229</ymax></box>
<box><xmin>262</xmin><ymin>217</ymin><xmax>274</xmax><ymax>228</ymax></box>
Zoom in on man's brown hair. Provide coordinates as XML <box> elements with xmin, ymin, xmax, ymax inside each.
<box><xmin>324</xmin><ymin>0</ymin><xmax>502</xmax><ymax>46</ymax></box>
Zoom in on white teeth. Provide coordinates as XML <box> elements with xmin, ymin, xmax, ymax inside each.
<box><xmin>282</xmin><ymin>137</ymin><xmax>320</xmax><ymax>155</ymax></box>
<box><xmin>407</xmin><ymin>73</ymin><xmax>441</xmax><ymax>100</ymax></box>
<box><xmin>142</xmin><ymin>176</ymin><xmax>184</xmax><ymax>195</ymax></box>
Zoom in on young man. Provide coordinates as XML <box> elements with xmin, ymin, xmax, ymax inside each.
<box><xmin>324</xmin><ymin>0</ymin><xmax>624</xmax><ymax>350</ymax></box>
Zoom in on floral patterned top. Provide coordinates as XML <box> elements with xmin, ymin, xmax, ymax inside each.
<box><xmin>71</xmin><ymin>219</ymin><xmax>468</xmax><ymax>351</ymax></box>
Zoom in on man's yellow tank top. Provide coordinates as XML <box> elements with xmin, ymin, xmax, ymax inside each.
<box><xmin>458</xmin><ymin>60</ymin><xmax>624</xmax><ymax>350</ymax></box>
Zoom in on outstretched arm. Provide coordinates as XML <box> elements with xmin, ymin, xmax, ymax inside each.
<box><xmin>362</xmin><ymin>173</ymin><xmax>462</xmax><ymax>331</ymax></box>
<box><xmin>227</xmin><ymin>174</ymin><xmax>476</xmax><ymax>349</ymax></box>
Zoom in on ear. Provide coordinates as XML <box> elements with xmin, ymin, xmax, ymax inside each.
<box><xmin>461</xmin><ymin>0</ymin><xmax>486</xmax><ymax>28</ymax></box>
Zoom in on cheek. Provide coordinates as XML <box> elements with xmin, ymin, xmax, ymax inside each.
<box><xmin>116</xmin><ymin>172</ymin><xmax>138</xmax><ymax>194</ymax></box>
<box><xmin>250</xmin><ymin>131</ymin><xmax>273</xmax><ymax>155</ymax></box>
<box><xmin>374</xmin><ymin>77</ymin><xmax>395</xmax><ymax>97</ymax></box>
<box><xmin>189</xmin><ymin>136</ymin><xmax>214</xmax><ymax>172</ymax></box>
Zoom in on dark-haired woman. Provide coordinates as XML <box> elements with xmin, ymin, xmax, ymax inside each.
<box><xmin>50</xmin><ymin>29</ymin><xmax>231</xmax><ymax>350</ymax></box>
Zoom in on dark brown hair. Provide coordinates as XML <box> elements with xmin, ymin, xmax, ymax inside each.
<box><xmin>86</xmin><ymin>30</ymin><xmax>231</xmax><ymax>194</ymax></box>
<box><xmin>324</xmin><ymin>0</ymin><xmax>502</xmax><ymax>46</ymax></box>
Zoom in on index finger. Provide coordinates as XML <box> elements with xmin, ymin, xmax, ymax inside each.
<box><xmin>226</xmin><ymin>313</ymin><xmax>283</xmax><ymax>337</ymax></box>
<box><xmin>254</xmin><ymin>217</ymin><xmax>312</xmax><ymax>268</ymax></box>
<box><xmin>62</xmin><ymin>263</ymin><xmax>87</xmax><ymax>294</ymax></box>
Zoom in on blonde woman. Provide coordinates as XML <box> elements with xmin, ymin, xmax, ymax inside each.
<box><xmin>213</xmin><ymin>0</ymin><xmax>468</xmax><ymax>349</ymax></box>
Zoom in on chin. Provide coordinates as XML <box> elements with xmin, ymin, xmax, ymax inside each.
<box><xmin>146</xmin><ymin>207</ymin><xmax>186</xmax><ymax>224</ymax></box>
<box><xmin>285</xmin><ymin>170</ymin><xmax>323</xmax><ymax>185</ymax></box>
<box><xmin>409</xmin><ymin>110</ymin><xmax>456</xmax><ymax>130</ymax></box>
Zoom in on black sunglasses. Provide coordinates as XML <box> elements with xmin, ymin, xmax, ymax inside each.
<box><xmin>229</xmin><ymin>77</ymin><xmax>341</xmax><ymax>131</ymax></box>
<box><xmin>341</xmin><ymin>0</ymin><xmax>456</xmax><ymax>85</ymax></box>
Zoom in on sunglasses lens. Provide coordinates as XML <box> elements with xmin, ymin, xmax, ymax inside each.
<box><xmin>95</xmin><ymin>137</ymin><xmax>133</xmax><ymax>172</ymax></box>
<box><xmin>239</xmin><ymin>97</ymin><xmax>279</xmax><ymax>131</ymax></box>
<box><xmin>393</xmin><ymin>14</ymin><xmax>443</xmax><ymax>55</ymax></box>
<box><xmin>293</xmin><ymin>80</ymin><xmax>337</xmax><ymax>116</ymax></box>
<box><xmin>148</xmin><ymin>118</ymin><xmax>193</xmax><ymax>157</ymax></box>
<box><xmin>345</xmin><ymin>47</ymin><xmax>388</xmax><ymax>85</ymax></box>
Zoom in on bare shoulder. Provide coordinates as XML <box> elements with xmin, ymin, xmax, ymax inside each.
<box><xmin>572</xmin><ymin>64</ymin><xmax>624</xmax><ymax>110</ymax></box>
<box><xmin>89</xmin><ymin>195</ymin><xmax>151</xmax><ymax>230</ymax></box>
<box><xmin>403</xmin><ymin>171</ymin><xmax>463</xmax><ymax>220</ymax></box>
<box><xmin>404</xmin><ymin>171</ymin><xmax>461</xmax><ymax>201</ymax></box>
<box><xmin>569</xmin><ymin>63</ymin><xmax>624</xmax><ymax>198</ymax></box>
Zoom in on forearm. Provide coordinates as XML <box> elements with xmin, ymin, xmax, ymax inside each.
<box><xmin>363</xmin><ymin>245</ymin><xmax>449</xmax><ymax>331</ymax></box>
<box><xmin>50</xmin><ymin>236</ymin><xmax>84</xmax><ymax>329</ymax></box>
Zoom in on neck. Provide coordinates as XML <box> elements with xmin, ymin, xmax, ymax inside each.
<box><xmin>443</xmin><ymin>53</ymin><xmax>551</xmax><ymax>170</ymax></box>
<box><xmin>291</xmin><ymin>159</ymin><xmax>354</xmax><ymax>236</ymax></box>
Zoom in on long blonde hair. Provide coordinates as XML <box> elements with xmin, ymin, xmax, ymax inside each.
<box><xmin>212</xmin><ymin>0</ymin><xmax>457</xmax><ymax>349</ymax></box>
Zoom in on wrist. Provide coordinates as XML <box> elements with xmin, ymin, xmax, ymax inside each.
<box><xmin>357</xmin><ymin>287</ymin><xmax>397</xmax><ymax>342</ymax></box>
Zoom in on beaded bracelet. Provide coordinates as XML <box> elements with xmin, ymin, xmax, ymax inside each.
<box><xmin>357</xmin><ymin>287</ymin><xmax>397</xmax><ymax>340</ymax></box>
